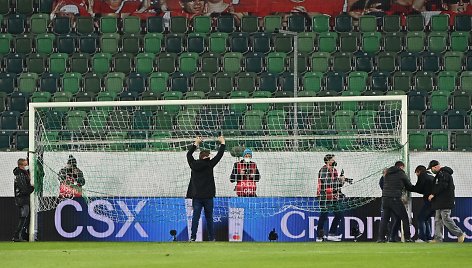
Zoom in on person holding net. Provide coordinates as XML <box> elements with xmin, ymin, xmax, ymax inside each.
<box><xmin>186</xmin><ymin>136</ymin><xmax>226</xmax><ymax>242</ymax></box>
<box><xmin>12</xmin><ymin>158</ymin><xmax>34</xmax><ymax>242</ymax></box>
<box><xmin>316</xmin><ymin>154</ymin><xmax>350</xmax><ymax>242</ymax></box>
<box><xmin>58</xmin><ymin>155</ymin><xmax>85</xmax><ymax>198</ymax></box>
<box><xmin>230</xmin><ymin>148</ymin><xmax>261</xmax><ymax>197</ymax></box>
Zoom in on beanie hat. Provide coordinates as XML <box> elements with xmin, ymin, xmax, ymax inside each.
<box><xmin>242</xmin><ymin>148</ymin><xmax>253</xmax><ymax>157</ymax></box>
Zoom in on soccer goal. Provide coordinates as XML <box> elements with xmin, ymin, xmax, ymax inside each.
<box><xmin>28</xmin><ymin>95</ymin><xmax>408</xmax><ymax>239</ymax></box>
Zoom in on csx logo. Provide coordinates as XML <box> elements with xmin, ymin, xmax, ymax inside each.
<box><xmin>55</xmin><ymin>199</ymin><xmax>148</xmax><ymax>238</ymax></box>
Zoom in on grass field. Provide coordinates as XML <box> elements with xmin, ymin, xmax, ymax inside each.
<box><xmin>1</xmin><ymin>242</ymin><xmax>470</xmax><ymax>268</ymax></box>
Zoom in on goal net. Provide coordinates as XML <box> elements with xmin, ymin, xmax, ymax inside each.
<box><xmin>29</xmin><ymin>96</ymin><xmax>407</xmax><ymax>224</ymax></box>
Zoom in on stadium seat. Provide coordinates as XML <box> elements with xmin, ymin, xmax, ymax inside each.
<box><xmin>228</xmin><ymin>91</ymin><xmax>249</xmax><ymax>113</ymax></box>
<box><xmin>149</xmin><ymin>72</ymin><xmax>169</xmax><ymax>94</ymax></box>
<box><xmin>407</xmin><ymin>89</ymin><xmax>428</xmax><ymax>112</ymax></box>
<box><xmin>454</xmin><ymin>14</ymin><xmax>471</xmax><ymax>31</ymax></box>
<box><xmin>121</xmin><ymin>33</ymin><xmax>142</xmax><ymax>55</ymax></box>
<box><xmin>450</xmin><ymin>31</ymin><xmax>469</xmax><ymax>52</ymax></box>
<box><xmin>312</xmin><ymin>14</ymin><xmax>330</xmax><ymax>33</ymax></box>
<box><xmin>201</xmin><ymin>52</ymin><xmax>221</xmax><ymax>74</ymax></box>
<box><xmin>92</xmin><ymin>53</ymin><xmax>112</xmax><ymax>74</ymax></box>
<box><xmin>14</xmin><ymin>131</ymin><xmax>29</xmax><ymax>150</ymax></box>
<box><xmin>273</xmin><ymin>33</ymin><xmax>293</xmax><ymax>53</ymax></box>
<box><xmin>132</xmin><ymin>110</ymin><xmax>153</xmax><ymax>130</ymax></box>
<box><xmin>144</xmin><ymin>33</ymin><xmax>163</xmax><ymax>54</ymax></box>
<box><xmin>263</xmin><ymin>15</ymin><xmax>282</xmax><ymax>33</ymax></box>
<box><xmin>5</xmin><ymin>53</ymin><xmax>25</xmax><ymax>74</ymax></box>
<box><xmin>443</xmin><ymin>51</ymin><xmax>463</xmax><ymax>72</ymax></box>
<box><xmin>52</xmin><ymin>16</ymin><xmax>71</xmax><ymax>35</ymax></box>
<box><xmin>424</xmin><ymin>109</ymin><xmax>443</xmax><ymax>129</ymax></box>
<box><xmin>49</xmin><ymin>53</ymin><xmax>68</xmax><ymax>74</ymax></box>
<box><xmin>437</xmin><ymin>71</ymin><xmax>457</xmax><ymax>92</ymax></box>
<box><xmin>406</xmin><ymin>14</ymin><xmax>425</xmax><ymax>32</ymax></box>
<box><xmin>214</xmin><ymin>72</ymin><xmax>234</xmax><ymax>93</ymax></box>
<box><xmin>192</xmin><ymin>72</ymin><xmax>212</xmax><ymax>93</ymax></box>
<box><xmin>65</xmin><ymin>110</ymin><xmax>87</xmax><ymax>131</ymax></box>
<box><xmin>108</xmin><ymin>110</ymin><xmax>131</xmax><ymax>130</ymax></box>
<box><xmin>209</xmin><ymin>32</ymin><xmax>228</xmax><ymax>53</ymax></box>
<box><xmin>266</xmin><ymin>52</ymin><xmax>286</xmax><ymax>74</ymax></box>
<box><xmin>325</xmin><ymin>71</ymin><xmax>345</xmax><ymax>93</ymax></box>
<box><xmin>18</xmin><ymin>72</ymin><xmax>38</xmax><ymax>93</ymax></box>
<box><xmin>430</xmin><ymin>131</ymin><xmax>449</xmax><ymax>150</ymax></box>
<box><xmin>83</xmin><ymin>73</ymin><xmax>103</xmax><ymax>94</ymax></box>
<box><xmin>339</xmin><ymin>32</ymin><xmax>358</xmax><ymax>53</ymax></box>
<box><xmin>288</xmin><ymin>14</ymin><xmax>306</xmax><ymax>32</ymax></box>
<box><xmin>409</xmin><ymin>130</ymin><xmax>428</xmax><ymax>150</ymax></box>
<box><xmin>14</xmin><ymin>34</ymin><xmax>33</xmax><ymax>54</ymax></box>
<box><xmin>135</xmin><ymin>53</ymin><xmax>154</xmax><ymax>75</ymax></box>
<box><xmin>229</xmin><ymin>32</ymin><xmax>249</xmax><ymax>54</ymax></box>
<box><xmin>217</xmin><ymin>15</ymin><xmax>235</xmax><ymax>33</ymax></box>
<box><xmin>170</xmin><ymin>72</ymin><xmax>190</xmax><ymax>93</ymax></box>
<box><xmin>421</xmin><ymin>52</ymin><xmax>441</xmax><ymax>73</ymax></box>
<box><xmin>251</xmin><ymin>90</ymin><xmax>273</xmax><ymax>112</ymax></box>
<box><xmin>362</xmin><ymin>90</ymin><xmax>383</xmax><ymax>110</ymax></box>
<box><xmin>279</xmin><ymin>72</ymin><xmax>296</xmax><ymax>92</ymax></box>
<box><xmin>0</xmin><ymin>33</ymin><xmax>12</xmax><ymax>56</ymax></box>
<box><xmin>452</xmin><ymin>91</ymin><xmax>471</xmax><ymax>111</ymax></box>
<box><xmin>415</xmin><ymin>71</ymin><xmax>435</xmax><ymax>92</ymax></box>
<box><xmin>223</xmin><ymin>52</ymin><xmax>243</xmax><ymax>73</ymax></box>
<box><xmin>454</xmin><ymin>131</ymin><xmax>472</xmax><ymax>151</ymax></box>
<box><xmin>0</xmin><ymin>110</ymin><xmax>20</xmax><ymax>129</ymax></box>
<box><xmin>0</xmin><ymin>0</ymin><xmax>11</xmax><ymax>15</ymax></box>
<box><xmin>241</xmin><ymin>15</ymin><xmax>259</xmax><ymax>33</ymax></box>
<box><xmin>0</xmin><ymin>130</ymin><xmax>12</xmax><ymax>150</ymax></box>
<box><xmin>162</xmin><ymin>91</ymin><xmax>183</xmax><ymax>114</ymax></box>
<box><xmin>311</xmin><ymin>52</ymin><xmax>330</xmax><ymax>73</ymax></box>
<box><xmin>78</xmin><ymin>33</ymin><xmax>98</xmax><ymax>54</ymax></box>
<box><xmin>146</xmin><ymin>16</ymin><xmax>164</xmax><ymax>33</ymax></box>
<box><xmin>392</xmin><ymin>71</ymin><xmax>412</xmax><ymax>92</ymax></box>
<box><xmin>406</xmin><ymin>31</ymin><xmax>425</xmax><ymax>53</ymax></box>
<box><xmin>192</xmin><ymin>15</ymin><xmax>211</xmax><ymax>33</ymax></box>
<box><xmin>30</xmin><ymin>13</ymin><xmax>50</xmax><ymax>34</ymax></box>
<box><xmin>297</xmin><ymin>32</ymin><xmax>316</xmax><ymax>54</ymax></box>
<box><xmin>104</xmin><ymin>72</ymin><xmax>125</xmax><ymax>94</ymax></box>
<box><xmin>359</xmin><ymin>15</ymin><xmax>378</xmax><ymax>32</ymax></box>
<box><xmin>119</xmin><ymin>90</ymin><xmax>139</xmax><ymax>102</ymax></box>
<box><xmin>113</xmin><ymin>53</ymin><xmax>133</xmax><ymax>74</ymax></box>
<box><xmin>95</xmin><ymin>91</ymin><xmax>117</xmax><ymax>107</ymax></box>
<box><xmin>430</xmin><ymin>14</ymin><xmax>449</xmax><ymax>32</ymax></box>
<box><xmin>123</xmin><ymin>16</ymin><xmax>141</xmax><ymax>34</ymax></box>
<box><xmin>311</xmin><ymin>110</ymin><xmax>332</xmax><ymax>132</ymax></box>
<box><xmin>100</xmin><ymin>16</ymin><xmax>118</xmax><ymax>33</ymax></box>
<box><xmin>459</xmin><ymin>71</ymin><xmax>472</xmax><ymax>92</ymax></box>
<box><xmin>52</xmin><ymin>92</ymin><xmax>72</xmax><ymax>111</ymax></box>
<box><xmin>430</xmin><ymin>90</ymin><xmax>450</xmax><ymax>112</ymax></box>
<box><xmin>353</xmin><ymin>52</ymin><xmax>373</xmax><ymax>73</ymax></box>
<box><xmin>347</xmin><ymin>71</ymin><xmax>368</xmax><ymax>93</ymax></box>
<box><xmin>355</xmin><ymin>109</ymin><xmax>376</xmax><ymax>130</ymax></box>
<box><xmin>332</xmin><ymin>52</ymin><xmax>352</xmax><ymax>73</ymax></box>
<box><xmin>251</xmin><ymin>32</ymin><xmax>271</xmax><ymax>54</ymax></box>
<box><xmin>0</xmin><ymin>73</ymin><xmax>15</xmax><ymax>94</ymax></box>
<box><xmin>76</xmin><ymin>16</ymin><xmax>94</xmax><ymax>35</ymax></box>
<box><xmin>466</xmin><ymin>52</ymin><xmax>472</xmax><ymax>71</ymax></box>
<box><xmin>26</xmin><ymin>53</ymin><xmax>46</xmax><ymax>74</ymax></box>
<box><xmin>361</xmin><ymin>32</ymin><xmax>381</xmax><ymax>54</ymax></box>
<box><xmin>39</xmin><ymin>73</ymin><xmax>60</xmax><ymax>94</ymax></box>
<box><xmin>317</xmin><ymin>32</ymin><xmax>338</xmax><ymax>53</ymax></box>
<box><xmin>62</xmin><ymin>73</ymin><xmax>82</xmax><ymax>95</ymax></box>
<box><xmin>375</xmin><ymin>52</ymin><xmax>396</xmax><ymax>73</ymax></box>
<box><xmin>70</xmin><ymin>53</ymin><xmax>90</xmax><ymax>74</ymax></box>
<box><xmin>383</xmin><ymin>32</ymin><xmax>403</xmax><ymax>53</ymax></box>
<box><xmin>244</xmin><ymin>53</ymin><xmax>264</xmax><ymax>74</ymax></box>
<box><xmin>127</xmin><ymin>73</ymin><xmax>146</xmax><ymax>94</ymax></box>
<box><xmin>335</xmin><ymin>13</ymin><xmax>353</xmax><ymax>32</ymax></box>
<box><xmin>243</xmin><ymin>110</ymin><xmax>264</xmax><ymax>134</ymax></box>
<box><xmin>428</xmin><ymin>32</ymin><xmax>448</xmax><ymax>53</ymax></box>
<box><xmin>170</xmin><ymin>16</ymin><xmax>188</xmax><ymax>33</ymax></box>
<box><xmin>446</xmin><ymin>109</ymin><xmax>467</xmax><ymax>129</ymax></box>
<box><xmin>156</xmin><ymin>53</ymin><xmax>177</xmax><ymax>73</ymax></box>
<box><xmin>187</xmin><ymin>32</ymin><xmax>206</xmax><ymax>54</ymax></box>
<box><xmin>407</xmin><ymin>110</ymin><xmax>422</xmax><ymax>130</ymax></box>
<box><xmin>56</xmin><ymin>34</ymin><xmax>76</xmax><ymax>54</ymax></box>
<box><xmin>288</xmin><ymin>53</ymin><xmax>308</xmax><ymax>73</ymax></box>
<box><xmin>303</xmin><ymin>72</ymin><xmax>324</xmax><ymax>93</ymax></box>
<box><xmin>7</xmin><ymin>14</ymin><xmax>26</xmax><ymax>34</ymax></box>
<box><xmin>236</xmin><ymin>72</ymin><xmax>256</xmax><ymax>92</ymax></box>
<box><xmin>165</xmin><ymin>33</ymin><xmax>184</xmax><ymax>54</ymax></box>
<box><xmin>334</xmin><ymin>110</ymin><xmax>354</xmax><ymax>131</ymax></box>
<box><xmin>382</xmin><ymin>15</ymin><xmax>401</xmax><ymax>32</ymax></box>
<box><xmin>258</xmin><ymin>72</ymin><xmax>278</xmax><ymax>93</ymax></box>
<box><xmin>9</xmin><ymin>92</ymin><xmax>29</xmax><ymax>113</ymax></box>
<box><xmin>100</xmin><ymin>33</ymin><xmax>120</xmax><ymax>54</ymax></box>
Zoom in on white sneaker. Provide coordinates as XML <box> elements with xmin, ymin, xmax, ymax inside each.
<box><xmin>327</xmin><ymin>234</ymin><xmax>341</xmax><ymax>242</ymax></box>
<box><xmin>316</xmin><ymin>236</ymin><xmax>326</xmax><ymax>242</ymax></box>
<box><xmin>458</xmin><ymin>233</ymin><xmax>465</xmax><ymax>243</ymax></box>
<box><xmin>416</xmin><ymin>239</ymin><xmax>425</xmax><ymax>243</ymax></box>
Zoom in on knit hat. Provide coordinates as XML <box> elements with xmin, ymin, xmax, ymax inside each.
<box><xmin>242</xmin><ymin>148</ymin><xmax>253</xmax><ymax>157</ymax></box>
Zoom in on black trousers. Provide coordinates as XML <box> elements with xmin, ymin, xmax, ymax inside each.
<box><xmin>378</xmin><ymin>197</ymin><xmax>411</xmax><ymax>240</ymax></box>
<box><xmin>13</xmin><ymin>204</ymin><xmax>30</xmax><ymax>240</ymax></box>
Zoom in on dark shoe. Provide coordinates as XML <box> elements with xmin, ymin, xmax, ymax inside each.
<box><xmin>377</xmin><ymin>239</ymin><xmax>387</xmax><ymax>243</ymax></box>
<box><xmin>404</xmin><ymin>239</ymin><xmax>415</xmax><ymax>243</ymax></box>
<box><xmin>12</xmin><ymin>237</ymin><xmax>27</xmax><ymax>242</ymax></box>
<box><xmin>189</xmin><ymin>238</ymin><xmax>196</xmax><ymax>242</ymax></box>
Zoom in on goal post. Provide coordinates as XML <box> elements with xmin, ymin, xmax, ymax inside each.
<box><xmin>28</xmin><ymin>95</ymin><xmax>408</xmax><ymax>241</ymax></box>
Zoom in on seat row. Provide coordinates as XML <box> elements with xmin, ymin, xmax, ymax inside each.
<box><xmin>409</xmin><ymin>130</ymin><xmax>472</xmax><ymax>151</ymax></box>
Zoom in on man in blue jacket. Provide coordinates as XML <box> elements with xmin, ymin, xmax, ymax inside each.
<box><xmin>186</xmin><ymin>136</ymin><xmax>225</xmax><ymax>241</ymax></box>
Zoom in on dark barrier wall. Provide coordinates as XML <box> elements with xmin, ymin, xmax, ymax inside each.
<box><xmin>1</xmin><ymin>197</ymin><xmax>471</xmax><ymax>242</ymax></box>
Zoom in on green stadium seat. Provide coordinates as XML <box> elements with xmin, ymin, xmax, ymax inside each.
<box><xmin>428</xmin><ymin>32</ymin><xmax>448</xmax><ymax>53</ymax></box>
<box><xmin>347</xmin><ymin>71</ymin><xmax>368</xmax><ymax>93</ymax></box>
<box><xmin>430</xmin><ymin>90</ymin><xmax>450</xmax><ymax>112</ymax></box>
<box><xmin>452</xmin><ymin>91</ymin><xmax>471</xmax><ymax>111</ymax></box>
<box><xmin>288</xmin><ymin>53</ymin><xmax>308</xmax><ymax>73</ymax></box>
<box><xmin>332</xmin><ymin>52</ymin><xmax>352</xmax><ymax>73</ymax></box>
<box><xmin>39</xmin><ymin>73</ymin><xmax>60</xmax><ymax>93</ymax></box>
<box><xmin>229</xmin><ymin>32</ymin><xmax>249</xmax><ymax>54</ymax></box>
<box><xmin>279</xmin><ymin>72</ymin><xmax>296</xmax><ymax>92</ymax></box>
<box><xmin>49</xmin><ymin>53</ymin><xmax>68</xmax><ymax>74</ymax></box>
<box><xmin>236</xmin><ymin>72</ymin><xmax>256</xmax><ymax>92</ymax></box>
<box><xmin>214</xmin><ymin>72</ymin><xmax>234</xmax><ymax>93</ymax></box>
<box><xmin>162</xmin><ymin>91</ymin><xmax>183</xmax><ymax>114</ymax></box>
<box><xmin>228</xmin><ymin>91</ymin><xmax>249</xmax><ymax>113</ymax></box>
<box><xmin>223</xmin><ymin>52</ymin><xmax>243</xmax><ymax>73</ymax></box>
<box><xmin>361</xmin><ymin>32</ymin><xmax>381</xmax><ymax>54</ymax></box>
<box><xmin>52</xmin><ymin>92</ymin><xmax>72</xmax><ymax>112</ymax></box>
<box><xmin>209</xmin><ymin>32</ymin><xmax>228</xmax><ymax>53</ymax></box>
<box><xmin>424</xmin><ymin>109</ymin><xmax>443</xmax><ymax>129</ymax></box>
<box><xmin>407</xmin><ymin>14</ymin><xmax>424</xmax><ymax>32</ymax></box>
<box><xmin>192</xmin><ymin>15</ymin><xmax>211</xmax><ymax>33</ymax></box>
<box><xmin>287</xmin><ymin>14</ymin><xmax>306</xmax><ymax>33</ymax></box>
<box><xmin>9</xmin><ymin>91</ymin><xmax>29</xmax><ymax>113</ymax></box>
<box><xmin>437</xmin><ymin>71</ymin><xmax>457</xmax><ymax>92</ymax></box>
<box><xmin>415</xmin><ymin>71</ymin><xmax>435</xmax><ymax>92</ymax></box>
<box><xmin>150</xmin><ymin>131</ymin><xmax>172</xmax><ymax>150</ymax></box>
<box><xmin>87</xmin><ymin>110</ymin><xmax>107</xmax><ymax>131</ymax></box>
<box><xmin>78</xmin><ymin>33</ymin><xmax>98</xmax><ymax>54</ymax></box>
<box><xmin>0</xmin><ymin>130</ymin><xmax>12</xmax><ymax>150</ymax></box>
<box><xmin>192</xmin><ymin>72</ymin><xmax>212</xmax><ymax>93</ymax></box>
<box><xmin>1</xmin><ymin>110</ymin><xmax>20</xmax><ymax>130</ymax></box>
<box><xmin>382</xmin><ymin>15</ymin><xmax>401</xmax><ymax>32</ymax></box>
<box><xmin>187</xmin><ymin>32</ymin><xmax>206</xmax><ymax>54</ymax></box>
<box><xmin>5</xmin><ymin>54</ymin><xmax>25</xmax><ymax>74</ymax></box>
<box><xmin>179</xmin><ymin>52</ymin><xmax>199</xmax><ymax>74</ymax></box>
<box><xmin>407</xmin><ymin>110</ymin><xmax>422</xmax><ymax>130</ymax></box>
<box><xmin>0</xmin><ymin>73</ymin><xmax>15</xmax><ymax>94</ymax></box>
<box><xmin>317</xmin><ymin>32</ymin><xmax>338</xmax><ymax>53</ymax></box>
<box><xmin>108</xmin><ymin>110</ymin><xmax>131</xmax><ymax>130</ymax></box>
<box><xmin>76</xmin><ymin>16</ymin><xmax>94</xmax><ymax>35</ymax></box>
<box><xmin>70</xmin><ymin>53</ymin><xmax>90</xmax><ymax>74</ymax></box>
<box><xmin>339</xmin><ymin>32</ymin><xmax>358</xmax><ymax>53</ymax></box>
<box><xmin>454</xmin><ymin>14</ymin><xmax>471</xmax><ymax>31</ymax></box>
<box><xmin>266</xmin><ymin>52</ymin><xmax>286</xmax><ymax>74</ymax></box>
<box><xmin>104</xmin><ymin>72</ymin><xmax>125</xmax><ymax>93</ymax></box>
<box><xmin>421</xmin><ymin>52</ymin><xmax>441</xmax><ymax>73</ymax></box>
<box><xmin>141</xmin><ymin>91</ymin><xmax>159</xmax><ymax>102</ymax></box>
<box><xmin>443</xmin><ymin>51</ymin><xmax>463</xmax><ymax>72</ymax></box>
<box><xmin>274</xmin><ymin>32</ymin><xmax>295</xmax><ymax>53</ymax></box>
<box><xmin>62</xmin><ymin>73</ymin><xmax>82</xmax><ymax>94</ymax></box>
<box><xmin>119</xmin><ymin>90</ymin><xmax>139</xmax><ymax>102</ymax></box>
<box><xmin>405</xmin><ymin>31</ymin><xmax>425</xmax><ymax>53</ymax></box>
<box><xmin>409</xmin><ymin>130</ymin><xmax>428</xmax><ymax>151</ymax></box>
<box><xmin>134</xmin><ymin>53</ymin><xmax>154</xmax><ymax>75</ymax></box>
<box><xmin>100</xmin><ymin>33</ymin><xmax>120</xmax><ymax>54</ymax></box>
<box><xmin>74</xmin><ymin>92</ymin><xmax>95</xmax><ymax>111</ymax></box>
<box><xmin>14</xmin><ymin>34</ymin><xmax>33</xmax><ymax>54</ymax></box>
<box><xmin>375</xmin><ymin>52</ymin><xmax>396</xmax><ymax>73</ymax></box>
<box><xmin>26</xmin><ymin>53</ymin><xmax>46</xmax><ymax>74</ymax></box>
<box><xmin>241</xmin><ymin>15</ymin><xmax>259</xmax><ymax>33</ymax></box>
<box><xmin>52</xmin><ymin>16</ymin><xmax>71</xmax><ymax>35</ymax></box>
<box><xmin>96</xmin><ymin>91</ymin><xmax>117</xmax><ymax>110</ymax></box>
<box><xmin>201</xmin><ymin>52</ymin><xmax>221</xmax><ymax>74</ymax></box>
<box><xmin>56</xmin><ymin>34</ymin><xmax>76</xmax><ymax>55</ymax></box>
<box><xmin>359</xmin><ymin>15</ymin><xmax>378</xmax><ymax>32</ymax></box>
<box><xmin>133</xmin><ymin>110</ymin><xmax>153</xmax><ymax>130</ymax></box>
<box><xmin>165</xmin><ymin>33</ymin><xmax>184</xmax><ymax>54</ymax></box>
<box><xmin>0</xmin><ymin>33</ymin><xmax>12</xmax><ymax>56</ymax></box>
<box><xmin>31</xmin><ymin>91</ymin><xmax>51</xmax><ymax>103</ymax></box>
<box><xmin>258</xmin><ymin>72</ymin><xmax>278</xmax><ymax>93</ymax></box>
<box><xmin>466</xmin><ymin>52</ymin><xmax>472</xmax><ymax>71</ymax></box>
<box><xmin>83</xmin><ymin>73</ymin><xmax>102</xmax><ymax>94</ymax></box>
<box><xmin>459</xmin><ymin>71</ymin><xmax>472</xmax><ymax>92</ymax></box>
<box><xmin>113</xmin><ymin>53</ymin><xmax>133</xmax><ymax>74</ymax></box>
<box><xmin>149</xmin><ymin>72</ymin><xmax>169</xmax><ymax>94</ymax></box>
<box><xmin>392</xmin><ymin>71</ymin><xmax>412</xmax><ymax>92</ymax></box>
<box><xmin>92</xmin><ymin>53</ymin><xmax>112</xmax><ymax>74</ymax></box>
<box><xmin>264</xmin><ymin>15</ymin><xmax>282</xmax><ymax>33</ymax></box>
<box><xmin>170</xmin><ymin>72</ymin><xmax>190</xmax><ymax>93</ymax></box>
<box><xmin>18</xmin><ymin>72</ymin><xmax>38</xmax><ymax>93</ymax></box>
<box><xmin>123</xmin><ymin>16</ymin><xmax>141</xmax><ymax>34</ymax></box>
<box><xmin>7</xmin><ymin>14</ymin><xmax>26</xmax><ymax>34</ymax></box>
<box><xmin>383</xmin><ymin>32</ymin><xmax>403</xmax><ymax>53</ymax></box>
<box><xmin>146</xmin><ymin>16</ymin><xmax>164</xmax><ymax>33</ymax></box>
<box><xmin>362</xmin><ymin>90</ymin><xmax>383</xmax><ymax>110</ymax></box>
<box><xmin>430</xmin><ymin>14</ymin><xmax>449</xmax><ymax>32</ymax></box>
<box><xmin>170</xmin><ymin>16</ymin><xmax>188</xmax><ymax>33</ymax></box>
<box><xmin>251</xmin><ymin>90</ymin><xmax>273</xmax><ymax>112</ymax></box>
<box><xmin>354</xmin><ymin>52</ymin><xmax>374</xmax><ymax>73</ymax></box>
<box><xmin>297</xmin><ymin>32</ymin><xmax>316</xmax><ymax>54</ymax></box>
<box><xmin>310</xmin><ymin>52</ymin><xmax>330</xmax><ymax>73</ymax></box>
<box><xmin>156</xmin><ymin>53</ymin><xmax>177</xmax><ymax>73</ymax></box>
<box><xmin>431</xmin><ymin>131</ymin><xmax>449</xmax><ymax>151</ymax></box>
<box><xmin>243</xmin><ymin>110</ymin><xmax>264</xmax><ymax>134</ymax></box>
<box><xmin>144</xmin><ymin>33</ymin><xmax>163</xmax><ymax>54</ymax></box>
<box><xmin>0</xmin><ymin>0</ymin><xmax>11</xmax><ymax>15</ymax></box>
<box><xmin>408</xmin><ymin>90</ymin><xmax>428</xmax><ymax>111</ymax></box>
<box><xmin>303</xmin><ymin>72</ymin><xmax>323</xmax><ymax>93</ymax></box>
<box><xmin>454</xmin><ymin>131</ymin><xmax>472</xmax><ymax>151</ymax></box>
<box><xmin>35</xmin><ymin>33</ymin><xmax>54</xmax><ymax>55</ymax></box>
<box><xmin>30</xmin><ymin>13</ymin><xmax>50</xmax><ymax>34</ymax></box>
<box><xmin>355</xmin><ymin>109</ymin><xmax>376</xmax><ymax>130</ymax></box>
<box><xmin>334</xmin><ymin>110</ymin><xmax>354</xmax><ymax>131</ymax></box>
<box><xmin>65</xmin><ymin>110</ymin><xmax>86</xmax><ymax>131</ymax></box>
<box><xmin>244</xmin><ymin>52</ymin><xmax>264</xmax><ymax>74</ymax></box>
<box><xmin>121</xmin><ymin>33</ymin><xmax>142</xmax><ymax>55</ymax></box>
<box><xmin>217</xmin><ymin>15</ymin><xmax>235</xmax><ymax>33</ymax></box>
<box><xmin>325</xmin><ymin>71</ymin><xmax>345</xmax><ymax>93</ymax></box>
<box><xmin>100</xmin><ymin>16</ymin><xmax>118</xmax><ymax>33</ymax></box>
<box><xmin>312</xmin><ymin>14</ymin><xmax>330</xmax><ymax>33</ymax></box>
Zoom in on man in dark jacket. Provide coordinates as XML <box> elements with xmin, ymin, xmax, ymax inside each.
<box><xmin>427</xmin><ymin>160</ymin><xmax>465</xmax><ymax>243</ymax></box>
<box><xmin>186</xmin><ymin>136</ymin><xmax>225</xmax><ymax>241</ymax></box>
<box><xmin>13</xmin><ymin>158</ymin><xmax>34</xmax><ymax>242</ymax></box>
<box><xmin>412</xmin><ymin>165</ymin><xmax>435</xmax><ymax>242</ymax></box>
<box><xmin>378</xmin><ymin>161</ymin><xmax>415</xmax><ymax>242</ymax></box>
<box><xmin>379</xmin><ymin>168</ymin><xmax>401</xmax><ymax>242</ymax></box>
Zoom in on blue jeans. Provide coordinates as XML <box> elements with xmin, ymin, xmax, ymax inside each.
<box><xmin>191</xmin><ymin>198</ymin><xmax>214</xmax><ymax>241</ymax></box>
<box><xmin>417</xmin><ymin>200</ymin><xmax>434</xmax><ymax>241</ymax></box>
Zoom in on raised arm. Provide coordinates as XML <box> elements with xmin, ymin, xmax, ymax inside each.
<box><xmin>209</xmin><ymin>136</ymin><xmax>226</xmax><ymax>167</ymax></box>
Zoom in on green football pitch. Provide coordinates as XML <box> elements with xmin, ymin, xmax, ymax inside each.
<box><xmin>1</xmin><ymin>242</ymin><xmax>470</xmax><ymax>268</ymax></box>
